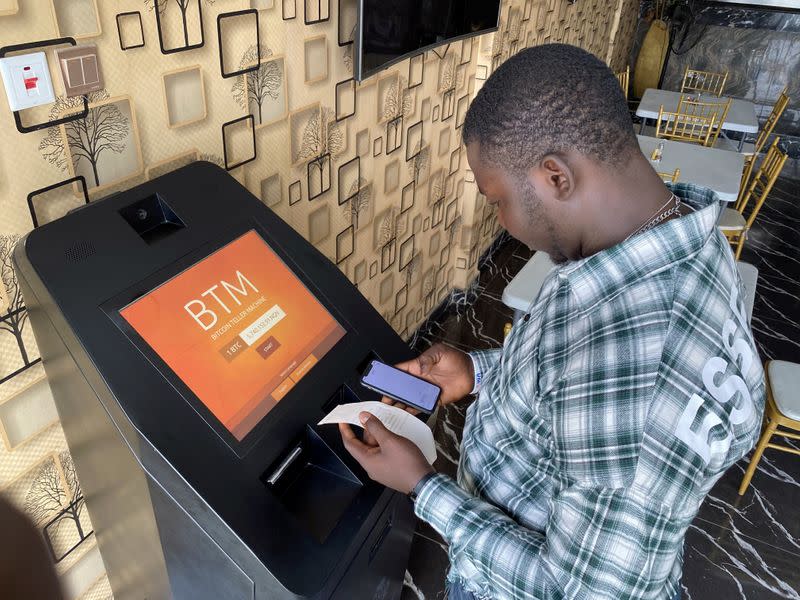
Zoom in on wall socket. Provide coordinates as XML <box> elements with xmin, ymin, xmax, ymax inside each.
<box><xmin>0</xmin><ymin>52</ymin><xmax>56</xmax><ymax>111</ymax></box>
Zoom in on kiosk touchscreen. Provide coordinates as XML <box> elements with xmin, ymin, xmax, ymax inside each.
<box><xmin>13</xmin><ymin>162</ymin><xmax>419</xmax><ymax>600</ymax></box>
<box><xmin>119</xmin><ymin>230</ymin><xmax>346</xmax><ymax>442</ymax></box>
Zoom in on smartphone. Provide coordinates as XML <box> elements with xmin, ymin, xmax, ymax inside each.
<box><xmin>360</xmin><ymin>360</ymin><xmax>440</xmax><ymax>414</ymax></box>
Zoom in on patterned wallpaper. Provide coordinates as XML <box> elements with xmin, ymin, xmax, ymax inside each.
<box><xmin>0</xmin><ymin>0</ymin><xmax>637</xmax><ymax>597</ymax></box>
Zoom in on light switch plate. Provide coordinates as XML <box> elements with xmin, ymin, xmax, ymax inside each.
<box><xmin>55</xmin><ymin>44</ymin><xmax>104</xmax><ymax>98</ymax></box>
<box><xmin>0</xmin><ymin>52</ymin><xmax>56</xmax><ymax>111</ymax></box>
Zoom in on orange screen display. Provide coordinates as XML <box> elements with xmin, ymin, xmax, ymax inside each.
<box><xmin>120</xmin><ymin>230</ymin><xmax>345</xmax><ymax>440</ymax></box>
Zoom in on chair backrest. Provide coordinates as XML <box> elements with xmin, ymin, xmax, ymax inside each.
<box><xmin>735</xmin><ymin>137</ymin><xmax>788</xmax><ymax>228</ymax></box>
<box><xmin>657</xmin><ymin>168</ymin><xmax>680</xmax><ymax>184</ymax></box>
<box><xmin>753</xmin><ymin>87</ymin><xmax>790</xmax><ymax>154</ymax></box>
<box><xmin>678</xmin><ymin>95</ymin><xmax>731</xmax><ymax>146</ymax></box>
<box><xmin>615</xmin><ymin>66</ymin><xmax>630</xmax><ymax>98</ymax></box>
<box><xmin>655</xmin><ymin>104</ymin><xmax>717</xmax><ymax>146</ymax></box>
<box><xmin>680</xmin><ymin>66</ymin><xmax>728</xmax><ymax>96</ymax></box>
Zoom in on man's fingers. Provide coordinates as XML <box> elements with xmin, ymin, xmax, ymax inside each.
<box><xmin>339</xmin><ymin>423</ymin><xmax>374</xmax><ymax>460</ymax></box>
<box><xmin>393</xmin><ymin>357</ymin><xmax>420</xmax><ymax>376</ymax></box>
<box><xmin>360</xmin><ymin>412</ymin><xmax>394</xmax><ymax>444</ymax></box>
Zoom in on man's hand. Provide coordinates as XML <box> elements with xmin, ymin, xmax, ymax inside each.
<box><xmin>391</xmin><ymin>343</ymin><xmax>474</xmax><ymax>408</ymax></box>
<box><xmin>339</xmin><ymin>412</ymin><xmax>434</xmax><ymax>494</ymax></box>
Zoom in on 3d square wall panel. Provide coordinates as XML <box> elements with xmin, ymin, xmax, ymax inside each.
<box><xmin>162</xmin><ymin>66</ymin><xmax>206</xmax><ymax>128</ymax></box>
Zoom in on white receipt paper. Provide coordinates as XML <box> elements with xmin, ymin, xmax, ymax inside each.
<box><xmin>318</xmin><ymin>401</ymin><xmax>437</xmax><ymax>465</ymax></box>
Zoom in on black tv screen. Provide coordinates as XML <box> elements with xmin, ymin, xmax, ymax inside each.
<box><xmin>356</xmin><ymin>0</ymin><xmax>501</xmax><ymax>80</ymax></box>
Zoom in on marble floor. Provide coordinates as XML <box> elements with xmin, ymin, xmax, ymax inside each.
<box><xmin>400</xmin><ymin>172</ymin><xmax>800</xmax><ymax>599</ymax></box>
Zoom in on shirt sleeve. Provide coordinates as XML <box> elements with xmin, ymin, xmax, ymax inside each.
<box><xmin>468</xmin><ymin>349</ymin><xmax>502</xmax><ymax>394</ymax></box>
<box><xmin>414</xmin><ymin>473</ymin><xmax>683</xmax><ymax>599</ymax></box>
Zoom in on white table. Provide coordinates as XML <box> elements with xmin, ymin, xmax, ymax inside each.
<box><xmin>502</xmin><ymin>252</ymin><xmax>556</xmax><ymax>322</ymax></box>
<box><xmin>638</xmin><ymin>135</ymin><xmax>745</xmax><ymax>202</ymax></box>
<box><xmin>636</xmin><ymin>88</ymin><xmax>758</xmax><ymax>150</ymax></box>
<box><xmin>502</xmin><ymin>255</ymin><xmax>757</xmax><ymax>325</ymax></box>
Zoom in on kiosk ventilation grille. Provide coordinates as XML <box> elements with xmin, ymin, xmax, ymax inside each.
<box><xmin>64</xmin><ymin>241</ymin><xmax>96</xmax><ymax>262</ymax></box>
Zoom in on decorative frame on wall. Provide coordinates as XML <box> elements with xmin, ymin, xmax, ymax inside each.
<box><xmin>303</xmin><ymin>35</ymin><xmax>329</xmax><ymax>84</ymax></box>
<box><xmin>26</xmin><ymin>176</ymin><xmax>89</xmax><ymax>228</ymax></box>
<box><xmin>116</xmin><ymin>12</ymin><xmax>145</xmax><ymax>50</ymax></box>
<box><xmin>408</xmin><ymin>53</ymin><xmax>424</xmax><ymax>89</ymax></box>
<box><xmin>162</xmin><ymin>65</ymin><xmax>207</xmax><ymax>128</ymax></box>
<box><xmin>337</xmin><ymin>156</ymin><xmax>360</xmax><ymax>205</ymax></box>
<box><xmin>55</xmin><ymin>94</ymin><xmax>144</xmax><ymax>197</ymax></box>
<box><xmin>336</xmin><ymin>225</ymin><xmax>354</xmax><ymax>264</ymax></box>
<box><xmin>217</xmin><ymin>10</ymin><xmax>260</xmax><ymax>79</ymax></box>
<box><xmin>237</xmin><ymin>53</ymin><xmax>288</xmax><ymax>129</ymax></box>
<box><xmin>405</xmin><ymin>120</ymin><xmax>423</xmax><ymax>161</ymax></box>
<box><xmin>0</xmin><ymin>0</ymin><xmax>18</xmax><ymax>16</ymax></box>
<box><xmin>282</xmin><ymin>0</ymin><xmax>296</xmax><ymax>19</ymax></box>
<box><xmin>222</xmin><ymin>114</ymin><xmax>256</xmax><ymax>170</ymax></box>
<box><xmin>288</xmin><ymin>180</ymin><xmax>302</xmax><ymax>205</ymax></box>
<box><xmin>304</xmin><ymin>0</ymin><xmax>330</xmax><ymax>25</ymax></box>
<box><xmin>260</xmin><ymin>173</ymin><xmax>282</xmax><ymax>207</ymax></box>
<box><xmin>335</xmin><ymin>78</ymin><xmax>356</xmax><ymax>121</ymax></box>
<box><xmin>154</xmin><ymin>0</ymin><xmax>205</xmax><ymax>55</ymax></box>
<box><xmin>49</xmin><ymin>0</ymin><xmax>101</xmax><ymax>40</ymax></box>
<box><xmin>0</xmin><ymin>376</ymin><xmax>58</xmax><ymax>451</ymax></box>
<box><xmin>337</xmin><ymin>0</ymin><xmax>356</xmax><ymax>46</ymax></box>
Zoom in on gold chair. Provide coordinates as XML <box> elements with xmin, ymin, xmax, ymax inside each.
<box><xmin>656</xmin><ymin>167</ymin><xmax>680</xmax><ymax>184</ymax></box>
<box><xmin>615</xmin><ymin>65</ymin><xmax>630</xmax><ymax>98</ymax></box>
<box><xmin>718</xmin><ymin>137</ymin><xmax>787</xmax><ymax>260</ymax></box>
<box><xmin>739</xmin><ymin>360</ymin><xmax>800</xmax><ymax>495</ymax></box>
<box><xmin>735</xmin><ymin>87</ymin><xmax>790</xmax><ymax>196</ymax></box>
<box><xmin>655</xmin><ymin>104</ymin><xmax>717</xmax><ymax>146</ymax></box>
<box><xmin>680</xmin><ymin>66</ymin><xmax>728</xmax><ymax>97</ymax></box>
<box><xmin>678</xmin><ymin>95</ymin><xmax>731</xmax><ymax>146</ymax></box>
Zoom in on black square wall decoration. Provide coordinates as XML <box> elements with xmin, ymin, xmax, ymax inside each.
<box><xmin>304</xmin><ymin>0</ymin><xmax>329</xmax><ymax>24</ymax></box>
<box><xmin>282</xmin><ymin>0</ymin><xmax>296</xmax><ymax>20</ymax></box>
<box><xmin>405</xmin><ymin>120</ymin><xmax>423</xmax><ymax>161</ymax></box>
<box><xmin>338</xmin><ymin>156</ymin><xmax>360</xmax><ymax>205</ymax></box>
<box><xmin>217</xmin><ymin>10</ymin><xmax>260</xmax><ymax>79</ymax></box>
<box><xmin>289</xmin><ymin>180</ymin><xmax>302</xmax><ymax>205</ymax></box>
<box><xmin>116</xmin><ymin>12</ymin><xmax>145</xmax><ymax>50</ymax></box>
<box><xmin>27</xmin><ymin>176</ymin><xmax>89</xmax><ymax>228</ymax></box>
<box><xmin>336</xmin><ymin>225</ymin><xmax>354</xmax><ymax>264</ymax></box>
<box><xmin>154</xmin><ymin>0</ymin><xmax>205</xmax><ymax>54</ymax></box>
<box><xmin>335</xmin><ymin>78</ymin><xmax>356</xmax><ymax>121</ymax></box>
<box><xmin>222</xmin><ymin>115</ymin><xmax>256</xmax><ymax>170</ymax></box>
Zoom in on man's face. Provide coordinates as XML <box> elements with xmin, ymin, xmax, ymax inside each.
<box><xmin>466</xmin><ymin>142</ymin><xmax>566</xmax><ymax>260</ymax></box>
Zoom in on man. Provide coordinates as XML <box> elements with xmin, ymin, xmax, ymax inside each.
<box><xmin>339</xmin><ymin>44</ymin><xmax>765</xmax><ymax>599</ymax></box>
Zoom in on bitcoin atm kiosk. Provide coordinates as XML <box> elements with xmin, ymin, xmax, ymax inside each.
<box><xmin>14</xmin><ymin>162</ymin><xmax>418</xmax><ymax>600</ymax></box>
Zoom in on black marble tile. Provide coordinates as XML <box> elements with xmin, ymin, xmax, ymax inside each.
<box><xmin>682</xmin><ymin>520</ymin><xmax>800</xmax><ymax>600</ymax></box>
<box><xmin>402</xmin><ymin>532</ymin><xmax>450</xmax><ymax>600</ymax></box>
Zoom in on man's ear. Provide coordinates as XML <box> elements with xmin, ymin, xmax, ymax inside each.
<box><xmin>528</xmin><ymin>154</ymin><xmax>574</xmax><ymax>201</ymax></box>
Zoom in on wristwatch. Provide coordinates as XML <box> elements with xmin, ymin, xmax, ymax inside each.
<box><xmin>408</xmin><ymin>472</ymin><xmax>437</xmax><ymax>503</ymax></box>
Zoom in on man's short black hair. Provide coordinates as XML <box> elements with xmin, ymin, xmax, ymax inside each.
<box><xmin>463</xmin><ymin>44</ymin><xmax>638</xmax><ymax>173</ymax></box>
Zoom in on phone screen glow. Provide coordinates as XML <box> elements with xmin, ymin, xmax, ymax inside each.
<box><xmin>361</xmin><ymin>361</ymin><xmax>440</xmax><ymax>412</ymax></box>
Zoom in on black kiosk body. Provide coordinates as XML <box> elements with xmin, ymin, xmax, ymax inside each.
<box><xmin>13</xmin><ymin>163</ymin><xmax>417</xmax><ymax>600</ymax></box>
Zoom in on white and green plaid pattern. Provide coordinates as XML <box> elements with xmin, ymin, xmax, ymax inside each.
<box><xmin>414</xmin><ymin>184</ymin><xmax>766</xmax><ymax>600</ymax></box>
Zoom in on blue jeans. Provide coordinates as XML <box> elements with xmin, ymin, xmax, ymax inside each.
<box><xmin>446</xmin><ymin>581</ymin><xmax>681</xmax><ymax>599</ymax></box>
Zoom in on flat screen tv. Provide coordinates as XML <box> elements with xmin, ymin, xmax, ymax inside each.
<box><xmin>356</xmin><ymin>0</ymin><xmax>502</xmax><ymax>81</ymax></box>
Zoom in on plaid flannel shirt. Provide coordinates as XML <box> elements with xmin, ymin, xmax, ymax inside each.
<box><xmin>414</xmin><ymin>184</ymin><xmax>766</xmax><ymax>600</ymax></box>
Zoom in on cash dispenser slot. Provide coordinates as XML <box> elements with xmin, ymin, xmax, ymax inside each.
<box><xmin>263</xmin><ymin>424</ymin><xmax>362</xmax><ymax>544</ymax></box>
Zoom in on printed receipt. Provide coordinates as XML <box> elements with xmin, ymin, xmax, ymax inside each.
<box><xmin>318</xmin><ymin>401</ymin><xmax>437</xmax><ymax>464</ymax></box>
